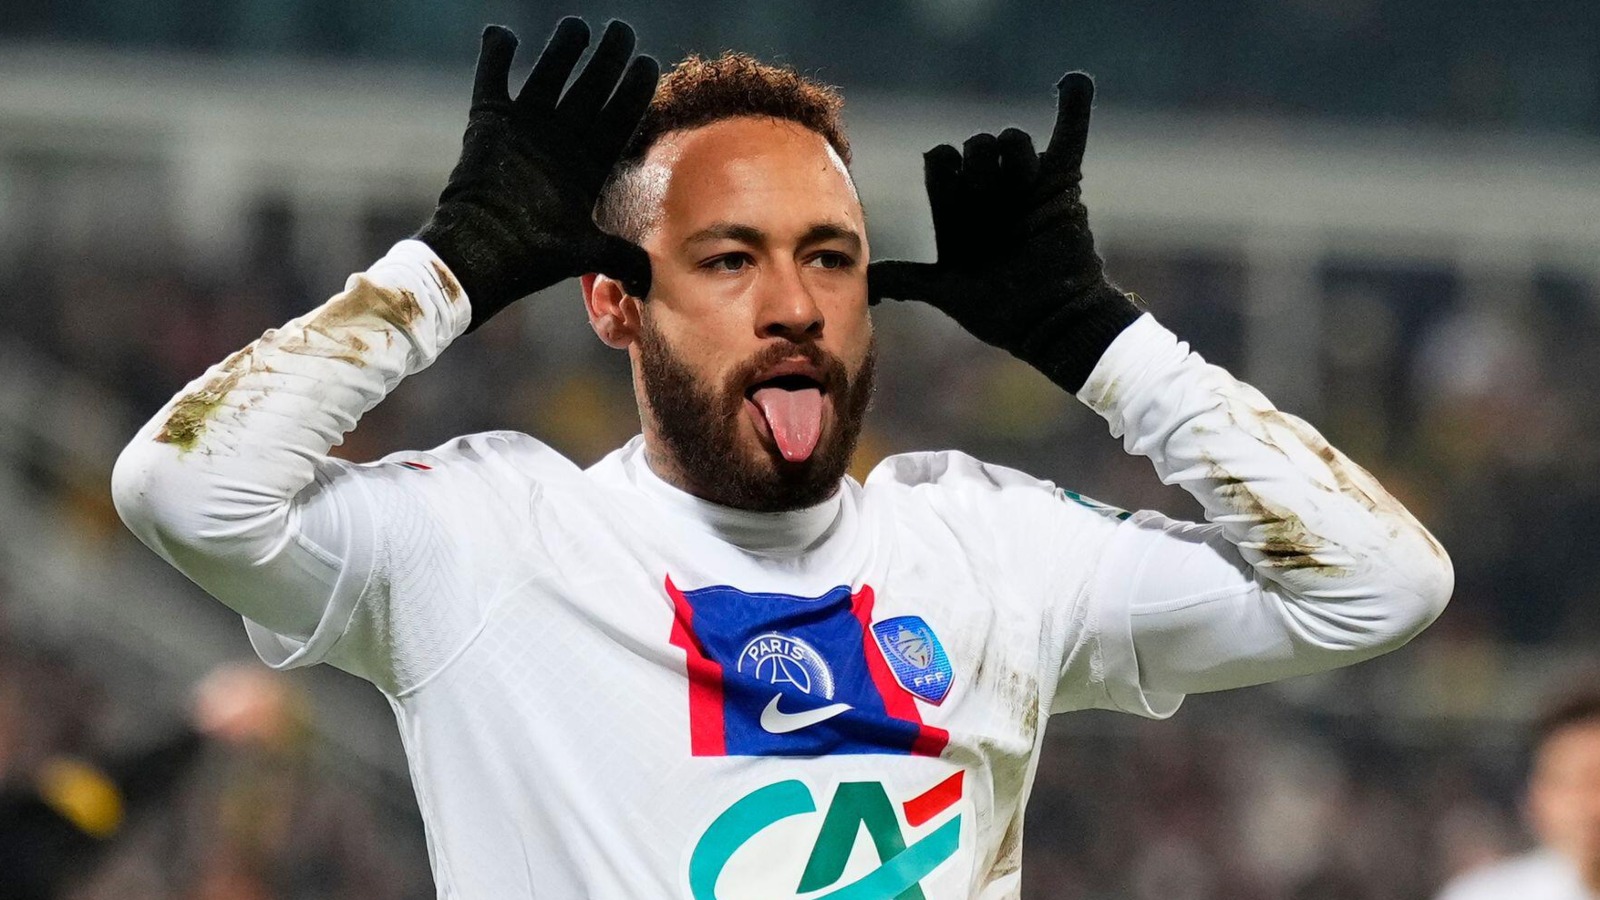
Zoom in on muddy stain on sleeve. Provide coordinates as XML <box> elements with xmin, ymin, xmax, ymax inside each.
<box><xmin>1247</xmin><ymin>407</ymin><xmax>1448</xmax><ymax>563</ymax></box>
<box><xmin>314</xmin><ymin>277</ymin><xmax>424</xmax><ymax>333</ymax></box>
<box><xmin>155</xmin><ymin>343</ymin><xmax>270</xmax><ymax>451</ymax></box>
<box><xmin>153</xmin><ymin>276</ymin><xmax>422</xmax><ymax>454</ymax></box>
<box><xmin>429</xmin><ymin>259</ymin><xmax>464</xmax><ymax>304</ymax></box>
<box><xmin>1090</xmin><ymin>374</ymin><xmax>1126</xmax><ymax>414</ymax></box>
<box><xmin>1204</xmin><ymin>456</ymin><xmax>1348</xmax><ymax>576</ymax></box>
<box><xmin>278</xmin><ymin>321</ymin><xmax>369</xmax><ymax>366</ymax></box>
<box><xmin>1256</xmin><ymin>410</ymin><xmax>1384</xmax><ymax>510</ymax></box>
<box><xmin>1204</xmin><ymin>397</ymin><xmax>1451</xmax><ymax>572</ymax></box>
<box><xmin>155</xmin><ymin>368</ymin><xmax>245</xmax><ymax>452</ymax></box>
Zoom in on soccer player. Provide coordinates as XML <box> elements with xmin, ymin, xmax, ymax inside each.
<box><xmin>111</xmin><ymin>17</ymin><xmax>1454</xmax><ymax>899</ymax></box>
<box><xmin>1438</xmin><ymin>684</ymin><xmax>1600</xmax><ymax>900</ymax></box>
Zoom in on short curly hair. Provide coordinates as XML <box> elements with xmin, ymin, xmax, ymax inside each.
<box><xmin>594</xmin><ymin>52</ymin><xmax>850</xmax><ymax>243</ymax></box>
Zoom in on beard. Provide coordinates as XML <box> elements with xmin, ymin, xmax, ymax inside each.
<box><xmin>636</xmin><ymin>316</ymin><xmax>876</xmax><ymax>513</ymax></box>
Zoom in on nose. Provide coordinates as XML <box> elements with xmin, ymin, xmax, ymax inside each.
<box><xmin>755</xmin><ymin>261</ymin><xmax>823</xmax><ymax>342</ymax></box>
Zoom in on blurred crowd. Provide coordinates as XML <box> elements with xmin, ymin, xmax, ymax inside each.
<box><xmin>5</xmin><ymin>0</ymin><xmax>1598</xmax><ymax>136</ymax></box>
<box><xmin>0</xmin><ymin>583</ymin><xmax>431</xmax><ymax>899</ymax></box>
<box><xmin>1027</xmin><ymin>698</ymin><xmax>1525</xmax><ymax>900</ymax></box>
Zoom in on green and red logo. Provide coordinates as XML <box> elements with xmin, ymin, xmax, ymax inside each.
<box><xmin>687</xmin><ymin>770</ymin><xmax>966</xmax><ymax>899</ymax></box>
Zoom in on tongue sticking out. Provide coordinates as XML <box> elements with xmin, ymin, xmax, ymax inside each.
<box><xmin>752</xmin><ymin>386</ymin><xmax>824</xmax><ymax>463</ymax></box>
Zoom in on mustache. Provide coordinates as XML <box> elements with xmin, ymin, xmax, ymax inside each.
<box><xmin>722</xmin><ymin>340</ymin><xmax>853</xmax><ymax>401</ymax></box>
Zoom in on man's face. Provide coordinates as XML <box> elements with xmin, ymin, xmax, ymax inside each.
<box><xmin>1530</xmin><ymin>718</ymin><xmax>1600</xmax><ymax>884</ymax></box>
<box><xmin>623</xmin><ymin>117</ymin><xmax>875</xmax><ymax>512</ymax></box>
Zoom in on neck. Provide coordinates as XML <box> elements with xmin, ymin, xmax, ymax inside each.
<box><xmin>625</xmin><ymin>437</ymin><xmax>847</xmax><ymax>555</ymax></box>
<box><xmin>640</xmin><ymin>436</ymin><xmax>699</xmax><ymax>499</ymax></box>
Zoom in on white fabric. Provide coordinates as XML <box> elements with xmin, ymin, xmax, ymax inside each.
<box><xmin>1437</xmin><ymin>850</ymin><xmax>1597</xmax><ymax>900</ymax></box>
<box><xmin>112</xmin><ymin>242</ymin><xmax>1453</xmax><ymax>899</ymax></box>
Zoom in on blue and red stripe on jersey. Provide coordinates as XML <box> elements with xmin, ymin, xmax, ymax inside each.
<box><xmin>666</xmin><ymin>576</ymin><xmax>948</xmax><ymax>758</ymax></box>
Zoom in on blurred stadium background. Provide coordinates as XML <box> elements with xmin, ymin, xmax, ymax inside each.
<box><xmin>2</xmin><ymin>1</ymin><xmax>1598</xmax><ymax>897</ymax></box>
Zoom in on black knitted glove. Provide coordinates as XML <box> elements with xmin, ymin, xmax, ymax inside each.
<box><xmin>868</xmin><ymin>73</ymin><xmax>1142</xmax><ymax>393</ymax></box>
<box><xmin>416</xmin><ymin>18</ymin><xmax>658</xmax><ymax>331</ymax></box>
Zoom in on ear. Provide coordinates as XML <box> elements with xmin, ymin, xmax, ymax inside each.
<box><xmin>581</xmin><ymin>272</ymin><xmax>642</xmax><ymax>349</ymax></box>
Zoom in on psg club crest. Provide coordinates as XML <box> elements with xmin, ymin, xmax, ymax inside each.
<box><xmin>871</xmin><ymin>616</ymin><xmax>953</xmax><ymax>705</ymax></box>
<box><xmin>737</xmin><ymin>633</ymin><xmax>837</xmax><ymax>700</ymax></box>
<box><xmin>666</xmin><ymin>578</ymin><xmax>949</xmax><ymax>758</ymax></box>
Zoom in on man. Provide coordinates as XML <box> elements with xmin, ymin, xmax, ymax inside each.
<box><xmin>111</xmin><ymin>17</ymin><xmax>1453</xmax><ymax>899</ymax></box>
<box><xmin>1438</xmin><ymin>684</ymin><xmax>1600</xmax><ymax>900</ymax></box>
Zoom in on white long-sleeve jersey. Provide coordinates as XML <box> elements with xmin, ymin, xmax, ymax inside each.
<box><xmin>111</xmin><ymin>240</ymin><xmax>1452</xmax><ymax>899</ymax></box>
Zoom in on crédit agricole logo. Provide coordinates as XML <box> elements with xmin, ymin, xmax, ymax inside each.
<box><xmin>687</xmin><ymin>771</ymin><xmax>966</xmax><ymax>899</ymax></box>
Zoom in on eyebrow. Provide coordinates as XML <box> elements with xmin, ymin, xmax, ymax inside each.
<box><xmin>682</xmin><ymin>221</ymin><xmax>863</xmax><ymax>254</ymax></box>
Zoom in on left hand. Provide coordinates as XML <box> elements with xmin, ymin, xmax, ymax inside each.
<box><xmin>868</xmin><ymin>72</ymin><xmax>1142</xmax><ymax>393</ymax></box>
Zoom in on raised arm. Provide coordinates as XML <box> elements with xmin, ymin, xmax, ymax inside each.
<box><xmin>870</xmin><ymin>72</ymin><xmax>1451</xmax><ymax>706</ymax></box>
<box><xmin>110</xmin><ymin>20</ymin><xmax>658</xmax><ymax>667</ymax></box>
<box><xmin>110</xmin><ymin>239</ymin><xmax>467</xmax><ymax>641</ymax></box>
<box><xmin>1073</xmin><ymin>314</ymin><xmax>1450</xmax><ymax>698</ymax></box>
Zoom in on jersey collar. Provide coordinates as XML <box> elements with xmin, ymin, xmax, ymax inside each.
<box><xmin>618</xmin><ymin>436</ymin><xmax>849</xmax><ymax>554</ymax></box>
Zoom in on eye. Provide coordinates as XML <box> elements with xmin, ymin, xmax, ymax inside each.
<box><xmin>807</xmin><ymin>251</ymin><xmax>854</xmax><ymax>270</ymax></box>
<box><xmin>703</xmin><ymin>253</ymin><xmax>752</xmax><ymax>273</ymax></box>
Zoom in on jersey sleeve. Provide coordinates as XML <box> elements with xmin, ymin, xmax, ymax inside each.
<box><xmin>1045</xmin><ymin>314</ymin><xmax>1454</xmax><ymax>716</ymax></box>
<box><xmin>110</xmin><ymin>240</ymin><xmax>535</xmax><ymax>694</ymax></box>
<box><xmin>241</xmin><ymin>433</ymin><xmax>563</xmax><ymax>693</ymax></box>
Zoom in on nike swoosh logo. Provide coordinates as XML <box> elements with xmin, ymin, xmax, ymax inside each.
<box><xmin>759</xmin><ymin>695</ymin><xmax>852</xmax><ymax>734</ymax></box>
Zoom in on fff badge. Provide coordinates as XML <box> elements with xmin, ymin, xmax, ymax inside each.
<box><xmin>871</xmin><ymin>616</ymin><xmax>953</xmax><ymax>705</ymax></box>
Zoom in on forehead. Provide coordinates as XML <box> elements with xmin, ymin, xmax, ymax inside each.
<box><xmin>639</xmin><ymin>117</ymin><xmax>861</xmax><ymax>237</ymax></box>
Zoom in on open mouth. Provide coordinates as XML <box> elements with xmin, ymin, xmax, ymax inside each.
<box><xmin>745</xmin><ymin>372</ymin><xmax>827</xmax><ymax>463</ymax></box>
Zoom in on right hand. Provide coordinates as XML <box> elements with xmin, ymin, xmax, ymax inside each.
<box><xmin>416</xmin><ymin>18</ymin><xmax>659</xmax><ymax>331</ymax></box>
